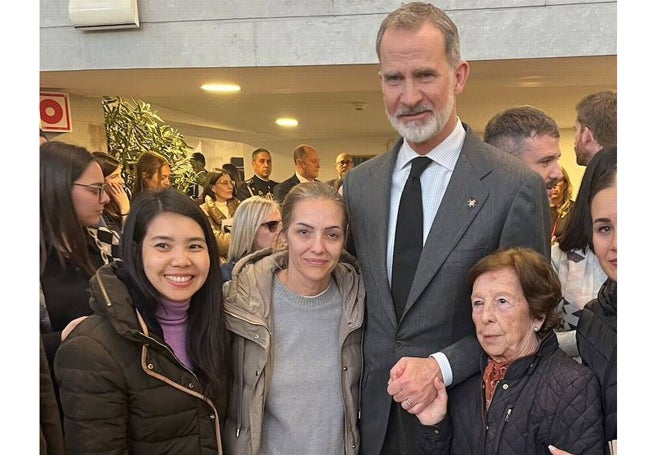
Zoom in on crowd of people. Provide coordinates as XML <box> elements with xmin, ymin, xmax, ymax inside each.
<box><xmin>39</xmin><ymin>2</ymin><xmax>617</xmax><ymax>455</ymax></box>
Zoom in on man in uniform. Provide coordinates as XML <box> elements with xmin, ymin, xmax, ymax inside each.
<box><xmin>238</xmin><ymin>148</ymin><xmax>278</xmax><ymax>200</ymax></box>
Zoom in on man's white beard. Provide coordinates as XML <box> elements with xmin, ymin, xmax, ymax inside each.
<box><xmin>387</xmin><ymin>90</ymin><xmax>455</xmax><ymax>145</ymax></box>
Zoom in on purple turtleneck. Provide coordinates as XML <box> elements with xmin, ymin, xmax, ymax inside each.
<box><xmin>155</xmin><ymin>298</ymin><xmax>193</xmax><ymax>371</ymax></box>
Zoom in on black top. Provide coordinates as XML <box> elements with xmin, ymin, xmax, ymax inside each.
<box><xmin>40</xmin><ymin>235</ymin><xmax>110</xmax><ymax>366</ymax></box>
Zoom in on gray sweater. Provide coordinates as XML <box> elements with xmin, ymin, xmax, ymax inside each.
<box><xmin>260</xmin><ymin>277</ymin><xmax>344</xmax><ymax>455</ymax></box>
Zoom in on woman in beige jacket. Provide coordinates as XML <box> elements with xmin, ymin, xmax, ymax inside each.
<box><xmin>223</xmin><ymin>182</ymin><xmax>365</xmax><ymax>455</ymax></box>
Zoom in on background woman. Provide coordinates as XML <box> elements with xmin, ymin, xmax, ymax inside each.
<box><xmin>550</xmin><ymin>166</ymin><xmax>574</xmax><ymax>243</ymax></box>
<box><xmin>40</xmin><ymin>141</ymin><xmax>119</xmax><ymax>367</ymax></box>
<box><xmin>54</xmin><ymin>189</ymin><xmax>231</xmax><ymax>454</ymax></box>
<box><xmin>577</xmin><ymin>168</ymin><xmax>617</xmax><ymax>452</ymax></box>
<box><xmin>552</xmin><ymin>146</ymin><xmax>615</xmax><ymax>358</ymax></box>
<box><xmin>221</xmin><ymin>196</ymin><xmax>281</xmax><ymax>281</ymax></box>
<box><xmin>222</xmin><ymin>163</ymin><xmax>244</xmax><ymax>199</ymax></box>
<box><xmin>223</xmin><ymin>182</ymin><xmax>364</xmax><ymax>454</ymax></box>
<box><xmin>414</xmin><ymin>247</ymin><xmax>604</xmax><ymax>455</ymax></box>
<box><xmin>200</xmin><ymin>169</ymin><xmax>241</xmax><ymax>264</ymax></box>
<box><xmin>92</xmin><ymin>151</ymin><xmax>131</xmax><ymax>232</ymax></box>
<box><xmin>132</xmin><ymin>150</ymin><xmax>171</xmax><ymax>196</ymax></box>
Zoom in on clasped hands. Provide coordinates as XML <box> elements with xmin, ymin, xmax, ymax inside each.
<box><xmin>386</xmin><ymin>357</ymin><xmax>577</xmax><ymax>455</ymax></box>
<box><xmin>386</xmin><ymin>356</ymin><xmax>447</xmax><ymax>425</ymax></box>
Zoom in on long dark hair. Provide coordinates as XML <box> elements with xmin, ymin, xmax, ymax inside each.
<box><xmin>119</xmin><ymin>189</ymin><xmax>230</xmax><ymax>408</ymax></box>
<box><xmin>40</xmin><ymin>141</ymin><xmax>97</xmax><ymax>277</ymax></box>
<box><xmin>557</xmin><ymin>146</ymin><xmax>617</xmax><ymax>252</ymax></box>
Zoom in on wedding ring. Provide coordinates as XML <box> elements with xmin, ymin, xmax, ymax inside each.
<box><xmin>405</xmin><ymin>399</ymin><xmax>413</xmax><ymax>408</ymax></box>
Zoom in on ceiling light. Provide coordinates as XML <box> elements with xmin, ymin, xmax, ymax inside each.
<box><xmin>200</xmin><ymin>83</ymin><xmax>241</xmax><ymax>93</ymax></box>
<box><xmin>275</xmin><ymin>118</ymin><xmax>298</xmax><ymax>127</ymax></box>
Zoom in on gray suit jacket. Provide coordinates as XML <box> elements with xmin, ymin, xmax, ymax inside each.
<box><xmin>343</xmin><ymin>125</ymin><xmax>551</xmax><ymax>455</ymax></box>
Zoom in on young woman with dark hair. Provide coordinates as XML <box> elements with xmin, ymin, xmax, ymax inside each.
<box><xmin>54</xmin><ymin>189</ymin><xmax>231</xmax><ymax>454</ymax></box>
<box><xmin>40</xmin><ymin>141</ymin><xmax>119</xmax><ymax>366</ymax></box>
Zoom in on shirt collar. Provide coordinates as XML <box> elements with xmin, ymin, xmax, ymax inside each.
<box><xmin>396</xmin><ymin>117</ymin><xmax>465</xmax><ymax>171</ymax></box>
<box><xmin>296</xmin><ymin>172</ymin><xmax>312</xmax><ymax>183</ymax></box>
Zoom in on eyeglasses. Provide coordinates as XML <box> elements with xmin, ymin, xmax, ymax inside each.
<box><xmin>72</xmin><ymin>182</ymin><xmax>105</xmax><ymax>202</ymax></box>
<box><xmin>336</xmin><ymin>159</ymin><xmax>353</xmax><ymax>166</ymax></box>
<box><xmin>260</xmin><ymin>220</ymin><xmax>280</xmax><ymax>233</ymax></box>
<box><xmin>216</xmin><ymin>180</ymin><xmax>235</xmax><ymax>186</ymax></box>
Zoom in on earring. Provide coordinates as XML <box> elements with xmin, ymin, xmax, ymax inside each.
<box><xmin>533</xmin><ymin>326</ymin><xmax>539</xmax><ymax>332</ymax></box>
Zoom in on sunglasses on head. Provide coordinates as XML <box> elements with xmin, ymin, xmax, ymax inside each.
<box><xmin>260</xmin><ymin>220</ymin><xmax>280</xmax><ymax>233</ymax></box>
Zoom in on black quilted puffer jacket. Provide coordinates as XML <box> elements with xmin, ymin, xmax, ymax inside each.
<box><xmin>54</xmin><ymin>262</ymin><xmax>225</xmax><ymax>455</ymax></box>
<box><xmin>416</xmin><ymin>332</ymin><xmax>605</xmax><ymax>455</ymax></box>
<box><xmin>577</xmin><ymin>279</ymin><xmax>617</xmax><ymax>442</ymax></box>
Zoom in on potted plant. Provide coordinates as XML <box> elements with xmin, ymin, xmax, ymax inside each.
<box><xmin>102</xmin><ymin>96</ymin><xmax>195</xmax><ymax>193</ymax></box>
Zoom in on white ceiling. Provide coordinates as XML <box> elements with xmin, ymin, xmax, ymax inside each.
<box><xmin>40</xmin><ymin>55</ymin><xmax>616</xmax><ymax>146</ymax></box>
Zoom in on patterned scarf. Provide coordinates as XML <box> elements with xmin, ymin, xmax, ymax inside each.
<box><xmin>483</xmin><ymin>358</ymin><xmax>512</xmax><ymax>409</ymax></box>
<box><xmin>86</xmin><ymin>226</ymin><xmax>120</xmax><ymax>265</ymax></box>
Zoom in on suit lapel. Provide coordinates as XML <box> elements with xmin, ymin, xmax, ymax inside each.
<box><xmin>365</xmin><ymin>142</ymin><xmax>400</xmax><ymax>326</ymax></box>
<box><xmin>401</xmin><ymin>130</ymin><xmax>491</xmax><ymax>320</ymax></box>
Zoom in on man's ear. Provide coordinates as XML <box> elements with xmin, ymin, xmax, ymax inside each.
<box><xmin>453</xmin><ymin>61</ymin><xmax>470</xmax><ymax>95</ymax></box>
<box><xmin>582</xmin><ymin>126</ymin><xmax>598</xmax><ymax>148</ymax></box>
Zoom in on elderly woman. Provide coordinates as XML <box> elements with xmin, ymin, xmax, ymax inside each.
<box><xmin>414</xmin><ymin>247</ymin><xmax>605</xmax><ymax>455</ymax></box>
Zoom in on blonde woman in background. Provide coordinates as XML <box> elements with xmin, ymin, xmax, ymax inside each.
<box><xmin>220</xmin><ymin>196</ymin><xmax>281</xmax><ymax>282</ymax></box>
<box><xmin>550</xmin><ymin>166</ymin><xmax>574</xmax><ymax>243</ymax></box>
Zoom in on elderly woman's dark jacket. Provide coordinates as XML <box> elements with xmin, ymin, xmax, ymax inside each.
<box><xmin>416</xmin><ymin>332</ymin><xmax>605</xmax><ymax>455</ymax></box>
<box><xmin>54</xmin><ymin>262</ymin><xmax>224</xmax><ymax>454</ymax></box>
<box><xmin>577</xmin><ymin>278</ymin><xmax>617</xmax><ymax>442</ymax></box>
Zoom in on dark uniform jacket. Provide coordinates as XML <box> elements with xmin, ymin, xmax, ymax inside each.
<box><xmin>577</xmin><ymin>278</ymin><xmax>617</xmax><ymax>442</ymax></box>
<box><xmin>237</xmin><ymin>175</ymin><xmax>277</xmax><ymax>200</ymax></box>
<box><xmin>416</xmin><ymin>333</ymin><xmax>605</xmax><ymax>455</ymax></box>
<box><xmin>54</xmin><ymin>262</ymin><xmax>224</xmax><ymax>455</ymax></box>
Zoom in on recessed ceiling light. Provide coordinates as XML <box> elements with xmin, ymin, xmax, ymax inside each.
<box><xmin>275</xmin><ymin>118</ymin><xmax>298</xmax><ymax>127</ymax></box>
<box><xmin>200</xmin><ymin>83</ymin><xmax>241</xmax><ymax>93</ymax></box>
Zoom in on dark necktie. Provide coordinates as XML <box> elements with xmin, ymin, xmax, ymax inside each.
<box><xmin>391</xmin><ymin>156</ymin><xmax>432</xmax><ymax>318</ymax></box>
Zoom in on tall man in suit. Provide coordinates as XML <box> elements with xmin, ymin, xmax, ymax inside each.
<box><xmin>342</xmin><ymin>3</ymin><xmax>551</xmax><ymax>454</ymax></box>
<box><xmin>273</xmin><ymin>144</ymin><xmax>320</xmax><ymax>203</ymax></box>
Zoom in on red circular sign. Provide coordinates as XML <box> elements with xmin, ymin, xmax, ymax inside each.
<box><xmin>40</xmin><ymin>99</ymin><xmax>64</xmax><ymax>124</ymax></box>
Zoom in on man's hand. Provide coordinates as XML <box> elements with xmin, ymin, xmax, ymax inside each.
<box><xmin>386</xmin><ymin>356</ymin><xmax>442</xmax><ymax>415</ymax></box>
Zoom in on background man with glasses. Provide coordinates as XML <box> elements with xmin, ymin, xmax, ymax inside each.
<box><xmin>326</xmin><ymin>153</ymin><xmax>355</xmax><ymax>192</ymax></box>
